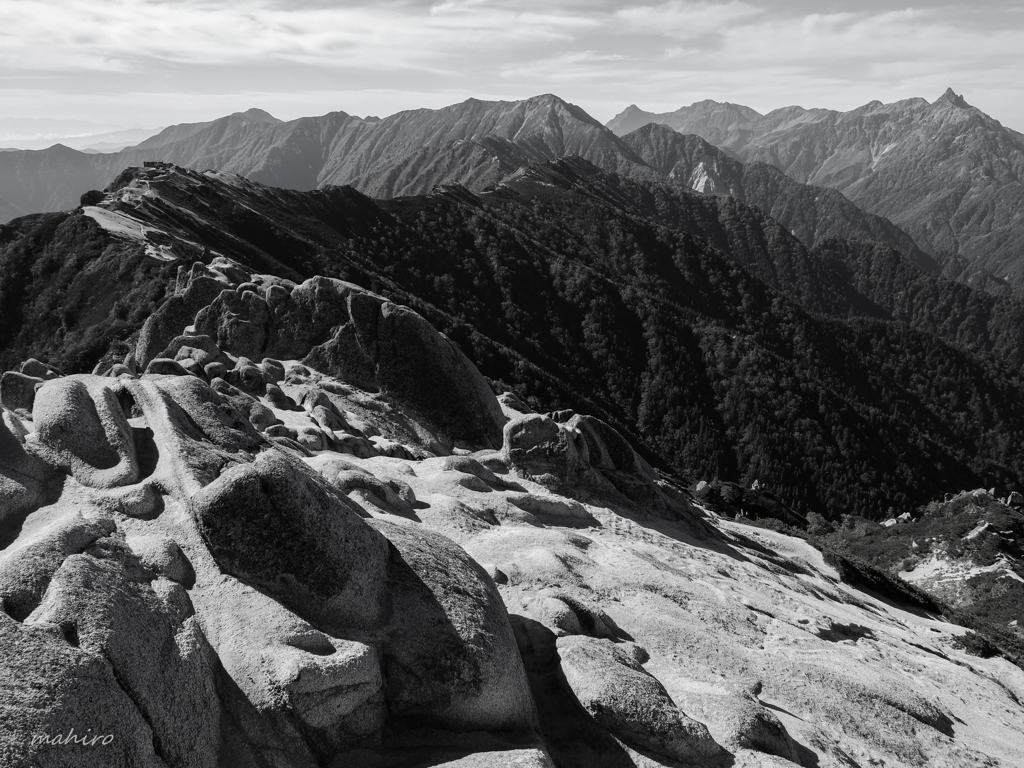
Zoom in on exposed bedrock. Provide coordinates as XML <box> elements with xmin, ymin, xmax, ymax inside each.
<box><xmin>134</xmin><ymin>261</ymin><xmax>505</xmax><ymax>450</ymax></box>
<box><xmin>0</xmin><ymin>526</ymin><xmax>221</xmax><ymax>768</ymax></box>
<box><xmin>0</xmin><ymin>406</ymin><xmax>51</xmax><ymax>523</ymax></box>
<box><xmin>3</xmin><ymin>237</ymin><xmax>1004</xmax><ymax>768</ymax></box>
<box><xmin>556</xmin><ymin>635</ymin><xmax>728</xmax><ymax>765</ymax></box>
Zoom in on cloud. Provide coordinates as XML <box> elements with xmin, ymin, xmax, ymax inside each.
<box><xmin>0</xmin><ymin>0</ymin><xmax>1022</xmax><ymax>132</ymax></box>
<box><xmin>615</xmin><ymin>1</ymin><xmax>764</xmax><ymax>40</ymax></box>
<box><xmin>0</xmin><ymin>0</ymin><xmax>603</xmax><ymax>72</ymax></box>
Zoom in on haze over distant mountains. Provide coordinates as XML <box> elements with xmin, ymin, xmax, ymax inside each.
<box><xmin>0</xmin><ymin>117</ymin><xmax>161</xmax><ymax>153</ymax></box>
<box><xmin>0</xmin><ymin>117</ymin><xmax>123</xmax><ymax>141</ymax></box>
<box><xmin>608</xmin><ymin>89</ymin><xmax>1024</xmax><ymax>291</ymax></box>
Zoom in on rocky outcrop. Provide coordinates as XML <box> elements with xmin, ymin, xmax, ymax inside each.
<box><xmin>371</xmin><ymin>519</ymin><xmax>537</xmax><ymax>732</ymax></box>
<box><xmin>556</xmin><ymin>635</ymin><xmax>727</xmax><ymax>764</ymax></box>
<box><xmin>0</xmin><ymin>308</ymin><xmax>543</xmax><ymax>766</ymax></box>
<box><xmin>502</xmin><ymin>413</ymin><xmax>585</xmax><ymax>486</ymax></box>
<box><xmin>714</xmin><ymin>691</ymin><xmax>801</xmax><ymax>761</ymax></box>
<box><xmin>134</xmin><ymin>261</ymin><xmax>506</xmax><ymax>451</ymax></box>
<box><xmin>190</xmin><ymin>450</ymin><xmax>389</xmax><ymax>632</ymax></box>
<box><xmin>32</xmin><ymin>376</ymin><xmax>139</xmax><ymax>489</ymax></box>
<box><xmin>0</xmin><ymin>407</ymin><xmax>49</xmax><ymax>523</ymax></box>
<box><xmin>0</xmin><ymin>371</ymin><xmax>44</xmax><ymax>418</ymax></box>
<box><xmin>500</xmin><ymin>411</ymin><xmax>712</xmax><ymax>533</ymax></box>
<box><xmin>135</xmin><ymin>261</ymin><xmax>236</xmax><ymax>368</ymax></box>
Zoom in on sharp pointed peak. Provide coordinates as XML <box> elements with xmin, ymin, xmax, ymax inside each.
<box><xmin>935</xmin><ymin>87</ymin><xmax>970</xmax><ymax>108</ymax></box>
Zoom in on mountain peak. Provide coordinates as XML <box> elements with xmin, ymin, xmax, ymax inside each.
<box><xmin>936</xmin><ymin>87</ymin><xmax>969</xmax><ymax>109</ymax></box>
<box><xmin>524</xmin><ymin>93</ymin><xmax>567</xmax><ymax>107</ymax></box>
<box><xmin>236</xmin><ymin>108</ymin><xmax>281</xmax><ymax>124</ymax></box>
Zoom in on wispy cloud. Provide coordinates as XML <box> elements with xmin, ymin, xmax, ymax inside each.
<box><xmin>0</xmin><ymin>0</ymin><xmax>602</xmax><ymax>71</ymax></box>
<box><xmin>0</xmin><ymin>0</ymin><xmax>1022</xmax><ymax>132</ymax></box>
<box><xmin>615</xmin><ymin>1</ymin><xmax>764</xmax><ymax>39</ymax></box>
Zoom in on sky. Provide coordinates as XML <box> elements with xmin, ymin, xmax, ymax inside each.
<box><xmin>1</xmin><ymin>0</ymin><xmax>1022</xmax><ymax>134</ymax></box>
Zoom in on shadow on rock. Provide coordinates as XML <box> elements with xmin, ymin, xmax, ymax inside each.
<box><xmin>510</xmin><ymin>614</ymin><xmax>641</xmax><ymax>768</ymax></box>
<box><xmin>510</xmin><ymin>614</ymin><xmax>732</xmax><ymax>768</ymax></box>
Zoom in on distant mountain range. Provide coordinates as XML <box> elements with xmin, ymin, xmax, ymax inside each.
<box><xmin>0</xmin><ymin>98</ymin><xmax>647</xmax><ymax>212</ymax></box>
<box><xmin>4</xmin><ymin>89</ymin><xmax>1023</xmax><ymax>291</ymax></box>
<box><xmin>608</xmin><ymin>89</ymin><xmax>1024</xmax><ymax>291</ymax></box>
<box><xmin>0</xmin><ymin>128</ymin><xmax>162</xmax><ymax>153</ymax></box>
<box><xmin>0</xmin><ymin>117</ymin><xmax>161</xmax><ymax>152</ymax></box>
<box><xmin>0</xmin><ymin>96</ymin><xmax>938</xmax><ymax>281</ymax></box>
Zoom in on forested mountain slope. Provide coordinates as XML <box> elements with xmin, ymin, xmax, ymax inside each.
<box><xmin>4</xmin><ymin>161</ymin><xmax>1024</xmax><ymax>521</ymax></box>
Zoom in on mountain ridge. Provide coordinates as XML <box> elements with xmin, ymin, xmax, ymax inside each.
<box><xmin>0</xmin><ymin>93</ymin><xmax>939</xmax><ymax>291</ymax></box>
<box><xmin>7</xmin><ymin>160</ymin><xmax>1024</xmax><ymax>524</ymax></box>
<box><xmin>607</xmin><ymin>90</ymin><xmax>1024</xmax><ymax>290</ymax></box>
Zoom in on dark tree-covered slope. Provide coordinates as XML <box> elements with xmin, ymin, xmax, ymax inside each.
<box><xmin>0</xmin><ymin>211</ymin><xmax>177</xmax><ymax>372</ymax></box>
<box><xmin>4</xmin><ymin>161</ymin><xmax>1024</xmax><ymax>522</ymax></box>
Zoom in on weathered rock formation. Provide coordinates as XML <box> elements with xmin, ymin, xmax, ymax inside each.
<box><xmin>0</xmin><ymin>259</ymin><xmax>728</xmax><ymax>768</ymax></box>
<box><xmin>2</xmin><ymin>257</ymin><xmax>1024</xmax><ymax>768</ymax></box>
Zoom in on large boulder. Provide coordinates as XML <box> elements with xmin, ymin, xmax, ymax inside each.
<box><xmin>162</xmin><ymin>333</ymin><xmax>225</xmax><ymax>368</ymax></box>
<box><xmin>522</xmin><ymin>589</ymin><xmax>622</xmax><ymax>640</ymax></box>
<box><xmin>25</xmin><ymin>542</ymin><xmax>221</xmax><ymax>768</ymax></box>
<box><xmin>371</xmin><ymin>520</ymin><xmax>537</xmax><ymax>733</ymax></box>
<box><xmin>556</xmin><ymin>635</ymin><xmax>727</xmax><ymax>765</ymax></box>
<box><xmin>1</xmin><ymin>528</ymin><xmax>221</xmax><ymax>768</ymax></box>
<box><xmin>369</xmin><ymin>301</ymin><xmax>505</xmax><ymax>448</ymax></box>
<box><xmin>141</xmin><ymin>374</ymin><xmax>263</xmax><ymax>454</ymax></box>
<box><xmin>29</xmin><ymin>373</ymin><xmax>262</xmax><ymax>496</ymax></box>
<box><xmin>32</xmin><ymin>376</ymin><xmax>139</xmax><ymax>489</ymax></box>
<box><xmin>0</xmin><ymin>513</ymin><xmax>115</xmax><ymax>621</ymax></box>
<box><xmin>144</xmin><ymin>358</ymin><xmax>190</xmax><ymax>377</ymax></box>
<box><xmin>189</xmin><ymin>450</ymin><xmax>390</xmax><ymax>633</ymax></box>
<box><xmin>0</xmin><ymin>371</ymin><xmax>44</xmax><ymax>418</ymax></box>
<box><xmin>313</xmin><ymin>456</ymin><xmax>414</xmax><ymax>516</ymax></box>
<box><xmin>712</xmin><ymin>691</ymin><xmax>802</xmax><ymax>762</ymax></box>
<box><xmin>0</xmin><ymin>612</ymin><xmax>166</xmax><ymax>767</ymax></box>
<box><xmin>566</xmin><ymin>414</ymin><xmax>653</xmax><ymax>479</ymax></box>
<box><xmin>501</xmin><ymin>414</ymin><xmax>585</xmax><ymax>487</ymax></box>
<box><xmin>105</xmin><ymin>376</ymin><xmax>263</xmax><ymax>497</ymax></box>
<box><xmin>197</xmin><ymin>578</ymin><xmax>384</xmax><ymax>759</ymax></box>
<box><xmin>199</xmin><ymin>287</ymin><xmax>275</xmax><ymax>362</ymax></box>
<box><xmin>135</xmin><ymin>262</ymin><xmax>236</xmax><ymax>368</ymax></box>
